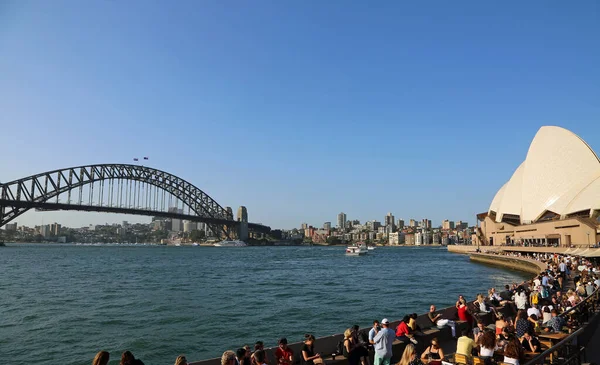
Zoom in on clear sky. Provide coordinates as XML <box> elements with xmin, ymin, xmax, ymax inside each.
<box><xmin>1</xmin><ymin>1</ymin><xmax>599</xmax><ymax>230</ymax></box>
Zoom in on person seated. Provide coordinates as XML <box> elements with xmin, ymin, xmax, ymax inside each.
<box><xmin>456</xmin><ymin>298</ymin><xmax>474</xmax><ymax>328</ymax></box>
<box><xmin>427</xmin><ymin>305</ymin><xmax>456</xmax><ymax>337</ymax></box>
<box><xmin>396</xmin><ymin>315</ymin><xmax>417</xmax><ymax>345</ymax></box>
<box><xmin>93</xmin><ymin>351</ymin><xmax>110</xmax><ymax>365</ymax></box>
<box><xmin>541</xmin><ymin>306</ymin><xmax>552</xmax><ymax>324</ymax></box>
<box><xmin>488</xmin><ymin>287</ymin><xmax>506</xmax><ymax>306</ymax></box>
<box><xmin>473</xmin><ymin>321</ymin><xmax>486</xmax><ymax>343</ymax></box>
<box><xmin>520</xmin><ymin>331</ymin><xmax>541</xmax><ymax>353</ymax></box>
<box><xmin>398</xmin><ymin>344</ymin><xmax>423</xmax><ymax>365</ymax></box>
<box><xmin>409</xmin><ymin>313</ymin><xmax>424</xmax><ymax>335</ymax></box>
<box><xmin>174</xmin><ymin>356</ymin><xmax>188</xmax><ymax>365</ymax></box>
<box><xmin>543</xmin><ymin>309</ymin><xmax>566</xmax><ymax>333</ymax></box>
<box><xmin>120</xmin><ymin>351</ymin><xmax>144</xmax><ymax>365</ymax></box>
<box><xmin>527</xmin><ymin>305</ymin><xmax>541</xmax><ymax>319</ymax></box>
<box><xmin>495</xmin><ymin>313</ymin><xmax>508</xmax><ymax>335</ymax></box>
<box><xmin>455</xmin><ymin>330</ymin><xmax>476</xmax><ymax>360</ymax></box>
<box><xmin>476</xmin><ymin>330</ymin><xmax>496</xmax><ymax>360</ymax></box>
<box><xmin>275</xmin><ymin>338</ymin><xmax>294</xmax><ymax>365</ymax></box>
<box><xmin>475</xmin><ymin>294</ymin><xmax>497</xmax><ymax>315</ymax></box>
<box><xmin>503</xmin><ymin>339</ymin><xmax>523</xmax><ymax>365</ymax></box>
<box><xmin>420</xmin><ymin>338</ymin><xmax>444</xmax><ymax>365</ymax></box>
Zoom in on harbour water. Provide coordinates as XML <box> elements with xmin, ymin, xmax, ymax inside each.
<box><xmin>0</xmin><ymin>244</ymin><xmax>529</xmax><ymax>365</ymax></box>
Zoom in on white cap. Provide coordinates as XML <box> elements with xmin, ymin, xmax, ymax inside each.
<box><xmin>381</xmin><ymin>318</ymin><xmax>390</xmax><ymax>324</ymax></box>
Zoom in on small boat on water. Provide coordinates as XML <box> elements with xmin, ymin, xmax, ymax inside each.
<box><xmin>192</xmin><ymin>242</ymin><xmax>199</xmax><ymax>246</ymax></box>
<box><xmin>214</xmin><ymin>240</ymin><xmax>247</xmax><ymax>247</ymax></box>
<box><xmin>367</xmin><ymin>245</ymin><xmax>376</xmax><ymax>251</ymax></box>
<box><xmin>346</xmin><ymin>243</ymin><xmax>368</xmax><ymax>256</ymax></box>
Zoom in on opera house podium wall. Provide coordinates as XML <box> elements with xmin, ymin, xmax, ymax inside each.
<box><xmin>475</xmin><ymin>126</ymin><xmax>600</xmax><ymax>249</ymax></box>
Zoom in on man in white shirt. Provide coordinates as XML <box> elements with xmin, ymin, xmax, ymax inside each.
<box><xmin>527</xmin><ymin>305</ymin><xmax>541</xmax><ymax>318</ymax></box>
<box><xmin>368</xmin><ymin>320</ymin><xmax>380</xmax><ymax>344</ymax></box>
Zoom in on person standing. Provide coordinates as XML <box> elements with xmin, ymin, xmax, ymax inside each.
<box><xmin>369</xmin><ymin>320</ymin><xmax>380</xmax><ymax>344</ymax></box>
<box><xmin>373</xmin><ymin>318</ymin><xmax>396</xmax><ymax>365</ymax></box>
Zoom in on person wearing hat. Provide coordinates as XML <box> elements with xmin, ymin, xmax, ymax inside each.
<box><xmin>372</xmin><ymin>318</ymin><xmax>395</xmax><ymax>365</ymax></box>
<box><xmin>276</xmin><ymin>338</ymin><xmax>294</xmax><ymax>365</ymax></box>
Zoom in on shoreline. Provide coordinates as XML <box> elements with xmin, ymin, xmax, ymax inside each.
<box><xmin>188</xmin><ymin>250</ymin><xmax>541</xmax><ymax>365</ymax></box>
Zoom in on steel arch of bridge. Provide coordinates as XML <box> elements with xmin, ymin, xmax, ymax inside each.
<box><xmin>0</xmin><ymin>164</ymin><xmax>234</xmax><ymax>231</ymax></box>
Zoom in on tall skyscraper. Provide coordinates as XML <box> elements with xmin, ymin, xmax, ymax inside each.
<box><xmin>323</xmin><ymin>222</ymin><xmax>331</xmax><ymax>230</ymax></box>
<box><xmin>169</xmin><ymin>207</ymin><xmax>183</xmax><ymax>232</ymax></box>
<box><xmin>442</xmin><ymin>220</ymin><xmax>455</xmax><ymax>230</ymax></box>
<box><xmin>385</xmin><ymin>212</ymin><xmax>395</xmax><ymax>231</ymax></box>
<box><xmin>409</xmin><ymin>219</ymin><xmax>417</xmax><ymax>227</ymax></box>
<box><xmin>337</xmin><ymin>212</ymin><xmax>347</xmax><ymax>230</ymax></box>
<box><xmin>397</xmin><ymin>219</ymin><xmax>405</xmax><ymax>229</ymax></box>
<box><xmin>301</xmin><ymin>223</ymin><xmax>308</xmax><ymax>230</ymax></box>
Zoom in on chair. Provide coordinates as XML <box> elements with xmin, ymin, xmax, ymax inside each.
<box><xmin>454</xmin><ymin>353</ymin><xmax>470</xmax><ymax>365</ymax></box>
<box><xmin>472</xmin><ymin>357</ymin><xmax>485</xmax><ymax>365</ymax></box>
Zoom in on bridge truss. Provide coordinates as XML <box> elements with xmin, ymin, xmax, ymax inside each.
<box><xmin>0</xmin><ymin>164</ymin><xmax>239</xmax><ymax>237</ymax></box>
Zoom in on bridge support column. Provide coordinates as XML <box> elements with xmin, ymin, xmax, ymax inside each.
<box><xmin>238</xmin><ymin>221</ymin><xmax>248</xmax><ymax>241</ymax></box>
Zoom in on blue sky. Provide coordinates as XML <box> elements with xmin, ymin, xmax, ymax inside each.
<box><xmin>1</xmin><ymin>1</ymin><xmax>599</xmax><ymax>229</ymax></box>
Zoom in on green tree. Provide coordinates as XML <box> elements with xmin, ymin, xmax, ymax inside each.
<box><xmin>326</xmin><ymin>236</ymin><xmax>342</xmax><ymax>245</ymax></box>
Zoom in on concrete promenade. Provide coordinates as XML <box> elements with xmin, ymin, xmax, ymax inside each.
<box><xmin>188</xmin><ymin>250</ymin><xmax>544</xmax><ymax>365</ymax></box>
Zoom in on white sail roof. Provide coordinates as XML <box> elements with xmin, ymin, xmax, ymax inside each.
<box><xmin>489</xmin><ymin>126</ymin><xmax>600</xmax><ymax>223</ymax></box>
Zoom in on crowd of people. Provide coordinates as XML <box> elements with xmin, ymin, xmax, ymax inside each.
<box><xmin>90</xmin><ymin>252</ymin><xmax>599</xmax><ymax>365</ymax></box>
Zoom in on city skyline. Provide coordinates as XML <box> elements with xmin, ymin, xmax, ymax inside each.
<box><xmin>1</xmin><ymin>1</ymin><xmax>599</xmax><ymax>230</ymax></box>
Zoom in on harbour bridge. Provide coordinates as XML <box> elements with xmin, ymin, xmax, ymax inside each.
<box><xmin>0</xmin><ymin>164</ymin><xmax>270</xmax><ymax>239</ymax></box>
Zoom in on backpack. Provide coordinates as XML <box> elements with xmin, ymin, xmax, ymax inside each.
<box><xmin>531</xmin><ymin>292</ymin><xmax>539</xmax><ymax>305</ymax></box>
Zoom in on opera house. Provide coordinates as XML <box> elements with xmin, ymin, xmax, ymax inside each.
<box><xmin>475</xmin><ymin>126</ymin><xmax>600</xmax><ymax>249</ymax></box>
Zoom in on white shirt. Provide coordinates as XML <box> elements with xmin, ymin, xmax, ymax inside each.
<box><xmin>515</xmin><ymin>293</ymin><xmax>527</xmax><ymax>310</ymax></box>
<box><xmin>504</xmin><ymin>357</ymin><xmax>520</xmax><ymax>365</ymax></box>
<box><xmin>480</xmin><ymin>347</ymin><xmax>494</xmax><ymax>357</ymax></box>
<box><xmin>527</xmin><ymin>307</ymin><xmax>541</xmax><ymax>318</ymax></box>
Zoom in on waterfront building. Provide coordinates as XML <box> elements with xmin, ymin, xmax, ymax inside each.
<box><xmin>397</xmin><ymin>219</ymin><xmax>404</xmax><ymax>229</ymax></box>
<box><xmin>169</xmin><ymin>207</ymin><xmax>183</xmax><ymax>232</ymax></box>
<box><xmin>415</xmin><ymin>232</ymin><xmax>423</xmax><ymax>245</ymax></box>
<box><xmin>367</xmin><ymin>220</ymin><xmax>381</xmax><ymax>231</ymax></box>
<box><xmin>323</xmin><ymin>222</ymin><xmax>331</xmax><ymax>230</ymax></box>
<box><xmin>389</xmin><ymin>232</ymin><xmax>404</xmax><ymax>245</ymax></box>
<box><xmin>183</xmin><ymin>221</ymin><xmax>196</xmax><ymax>233</ymax></box>
<box><xmin>50</xmin><ymin>223</ymin><xmax>61</xmax><ymax>236</ymax></box>
<box><xmin>442</xmin><ymin>220</ymin><xmax>455</xmax><ymax>230</ymax></box>
<box><xmin>337</xmin><ymin>212</ymin><xmax>347</xmax><ymax>230</ymax></box>
<box><xmin>456</xmin><ymin>221</ymin><xmax>468</xmax><ymax>230</ymax></box>
<box><xmin>476</xmin><ymin>126</ymin><xmax>600</xmax><ymax>247</ymax></box>
<box><xmin>368</xmin><ymin>232</ymin><xmax>376</xmax><ymax>241</ymax></box>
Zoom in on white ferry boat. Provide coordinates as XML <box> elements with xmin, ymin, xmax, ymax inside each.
<box><xmin>346</xmin><ymin>243</ymin><xmax>368</xmax><ymax>256</ymax></box>
<box><xmin>213</xmin><ymin>240</ymin><xmax>247</xmax><ymax>247</ymax></box>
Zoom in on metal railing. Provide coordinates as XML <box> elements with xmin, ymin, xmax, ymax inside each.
<box><xmin>525</xmin><ymin>288</ymin><xmax>599</xmax><ymax>365</ymax></box>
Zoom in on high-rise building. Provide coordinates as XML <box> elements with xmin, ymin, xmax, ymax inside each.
<box><xmin>397</xmin><ymin>219</ymin><xmax>405</xmax><ymax>230</ymax></box>
<box><xmin>366</xmin><ymin>220</ymin><xmax>381</xmax><ymax>231</ymax></box>
<box><xmin>337</xmin><ymin>212</ymin><xmax>347</xmax><ymax>230</ymax></box>
<box><xmin>50</xmin><ymin>223</ymin><xmax>61</xmax><ymax>236</ymax></box>
<box><xmin>183</xmin><ymin>221</ymin><xmax>197</xmax><ymax>233</ymax></box>
<box><xmin>442</xmin><ymin>220</ymin><xmax>455</xmax><ymax>230</ymax></box>
<box><xmin>385</xmin><ymin>212</ymin><xmax>395</xmax><ymax>231</ymax></box>
<box><xmin>456</xmin><ymin>221</ymin><xmax>468</xmax><ymax>230</ymax></box>
<box><xmin>169</xmin><ymin>207</ymin><xmax>183</xmax><ymax>232</ymax></box>
<box><xmin>4</xmin><ymin>222</ymin><xmax>17</xmax><ymax>231</ymax></box>
<box><xmin>323</xmin><ymin>222</ymin><xmax>331</xmax><ymax>230</ymax></box>
<box><xmin>409</xmin><ymin>219</ymin><xmax>417</xmax><ymax>227</ymax></box>
<box><xmin>421</xmin><ymin>219</ymin><xmax>431</xmax><ymax>229</ymax></box>
<box><xmin>301</xmin><ymin>223</ymin><xmax>308</xmax><ymax>230</ymax></box>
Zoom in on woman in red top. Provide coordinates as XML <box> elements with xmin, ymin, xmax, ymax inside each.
<box><xmin>457</xmin><ymin>298</ymin><xmax>473</xmax><ymax>328</ymax></box>
<box><xmin>275</xmin><ymin>338</ymin><xmax>293</xmax><ymax>365</ymax></box>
